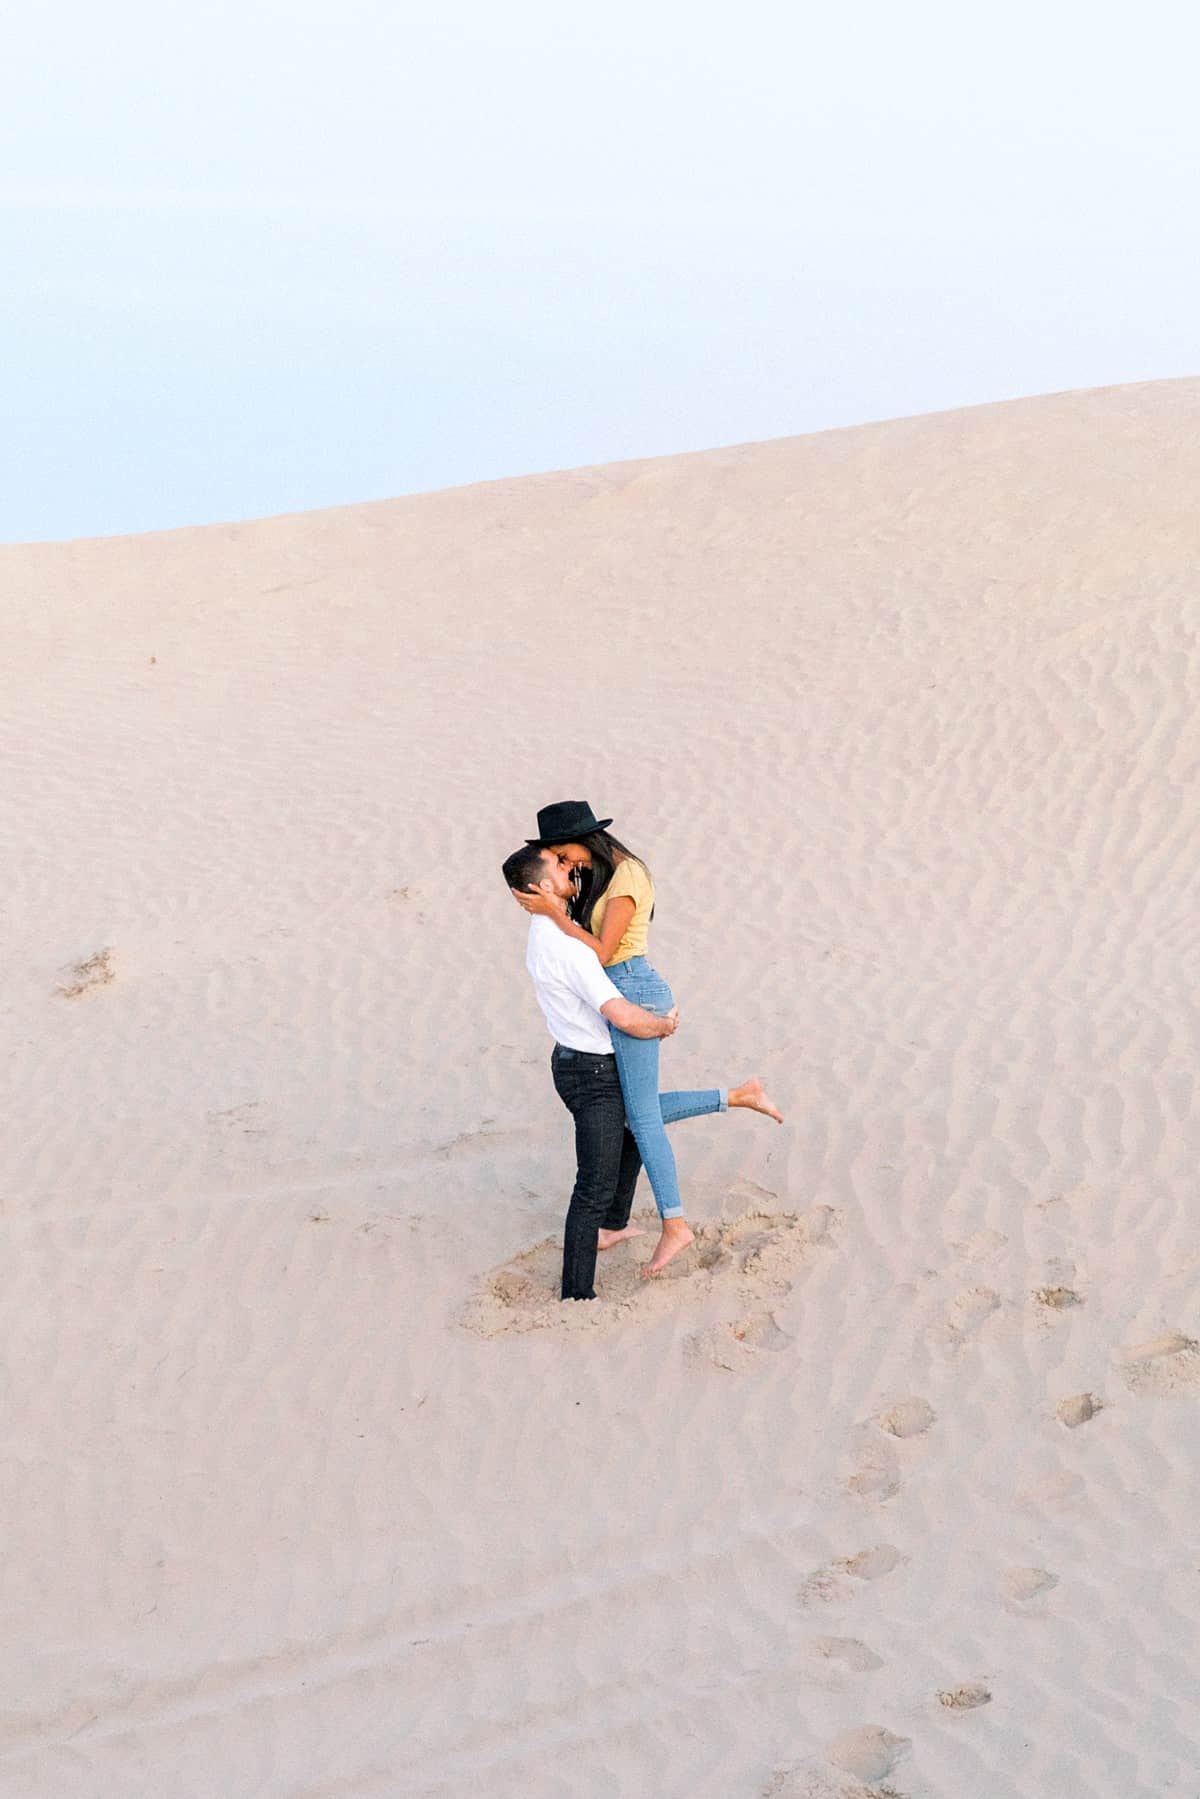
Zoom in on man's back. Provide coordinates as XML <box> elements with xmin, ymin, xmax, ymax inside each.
<box><xmin>525</xmin><ymin>916</ymin><xmax>619</xmax><ymax>1055</ymax></box>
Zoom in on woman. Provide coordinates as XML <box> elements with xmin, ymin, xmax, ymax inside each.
<box><xmin>514</xmin><ymin>799</ymin><xmax>782</xmax><ymax>1275</ymax></box>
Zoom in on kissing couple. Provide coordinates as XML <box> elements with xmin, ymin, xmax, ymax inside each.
<box><xmin>503</xmin><ymin>800</ymin><xmax>783</xmax><ymax>1301</ymax></box>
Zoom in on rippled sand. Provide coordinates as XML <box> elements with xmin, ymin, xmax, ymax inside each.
<box><xmin>4</xmin><ymin>379</ymin><xmax>1200</xmax><ymax>1798</ymax></box>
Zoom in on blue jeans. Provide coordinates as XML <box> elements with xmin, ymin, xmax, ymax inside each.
<box><xmin>605</xmin><ymin>956</ymin><xmax>727</xmax><ymax>1219</ymax></box>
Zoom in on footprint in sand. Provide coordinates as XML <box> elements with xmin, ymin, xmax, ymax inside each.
<box><xmin>1005</xmin><ymin>1566</ymin><xmax>1058</xmax><ymax>1603</ymax></box>
<box><xmin>56</xmin><ymin>947</ymin><xmax>116</xmax><ymax>998</ymax></box>
<box><xmin>953</xmin><ymin>1226</ymin><xmax>1008</xmax><ymax>1262</ymax></box>
<box><xmin>686</xmin><ymin>1310</ymin><xmax>793</xmax><ymax>1372</ymax></box>
<box><xmin>731</xmin><ymin>1311</ymin><xmax>793</xmax><ymax>1350</ymax></box>
<box><xmin>843</xmin><ymin>1423</ymin><xmax>901</xmax><ymax>1501</ymax></box>
<box><xmin>766</xmin><ymin>1730</ymin><xmax>911</xmax><ymax>1794</ymax></box>
<box><xmin>1034</xmin><ymin>1284</ymin><xmax>1084</xmax><ymax>1312</ymax></box>
<box><xmin>837</xmin><ymin>1544</ymin><xmax>905</xmax><ymax>1581</ymax></box>
<box><xmin>826</xmin><ymin>1724</ymin><xmax>910</xmax><ymax>1782</ymax></box>
<box><xmin>845</xmin><ymin>1459</ymin><xmax>901</xmax><ymax>1502</ymax></box>
<box><xmin>938</xmin><ymin>1680</ymin><xmax>992</xmax><ymax>1709</ymax></box>
<box><xmin>466</xmin><ymin>1205</ymin><xmax>824</xmax><ymax>1338</ymax></box>
<box><xmin>798</xmin><ymin>1565</ymin><xmax>850</xmax><ymax>1607</ymax></box>
<box><xmin>683</xmin><ymin>1208</ymin><xmax>841</xmax><ymax>1366</ymax></box>
<box><xmin>799</xmin><ymin>1545</ymin><xmax>903</xmax><ymax>1605</ymax></box>
<box><xmin>807</xmin><ymin>1636</ymin><xmax>884</xmax><ymax>1673</ymax></box>
<box><xmin>711</xmin><ymin>1205</ymin><xmax>838</xmax><ymax>1292</ymax></box>
<box><xmin>877</xmin><ymin>1396</ymin><xmax>935</xmax><ymax>1438</ymax></box>
<box><xmin>945</xmin><ymin>1287</ymin><xmax>1001</xmax><ymax>1341</ymax></box>
<box><xmin>1056</xmin><ymin>1392</ymin><xmax>1103</xmax><ymax>1428</ymax></box>
<box><xmin>1117</xmin><ymin>1331</ymin><xmax>1200</xmax><ymax>1397</ymax></box>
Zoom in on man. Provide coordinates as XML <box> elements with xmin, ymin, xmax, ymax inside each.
<box><xmin>501</xmin><ymin>842</ymin><xmax>677</xmax><ymax>1301</ymax></box>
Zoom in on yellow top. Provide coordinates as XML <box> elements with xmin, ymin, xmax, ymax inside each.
<box><xmin>591</xmin><ymin>857</ymin><xmax>655</xmax><ymax>966</ymax></box>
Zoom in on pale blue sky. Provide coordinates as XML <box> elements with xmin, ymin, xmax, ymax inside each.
<box><xmin>4</xmin><ymin>2</ymin><xmax>1198</xmax><ymax>542</ymax></box>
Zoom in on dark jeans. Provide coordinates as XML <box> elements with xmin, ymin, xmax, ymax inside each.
<box><xmin>550</xmin><ymin>1046</ymin><xmax>643</xmax><ymax>1300</ymax></box>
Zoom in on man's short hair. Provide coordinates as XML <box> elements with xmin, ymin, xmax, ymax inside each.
<box><xmin>502</xmin><ymin>844</ymin><xmax>550</xmax><ymax>893</ymax></box>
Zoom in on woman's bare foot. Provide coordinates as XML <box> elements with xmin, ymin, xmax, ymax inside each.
<box><xmin>728</xmin><ymin>1077</ymin><xmax>784</xmax><ymax>1123</ymax></box>
<box><xmin>597</xmin><ymin>1224</ymin><xmax>646</xmax><ymax>1251</ymax></box>
<box><xmin>641</xmin><ymin>1217</ymin><xmax>695</xmax><ymax>1277</ymax></box>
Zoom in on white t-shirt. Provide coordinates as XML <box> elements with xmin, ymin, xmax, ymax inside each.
<box><xmin>525</xmin><ymin>916</ymin><xmax>622</xmax><ymax>1054</ymax></box>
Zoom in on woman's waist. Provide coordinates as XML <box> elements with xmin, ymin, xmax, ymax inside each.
<box><xmin>605</xmin><ymin>953</ymin><xmax>654</xmax><ymax>974</ymax></box>
<box><xmin>605</xmin><ymin>954</ymin><xmax>671</xmax><ymax>997</ymax></box>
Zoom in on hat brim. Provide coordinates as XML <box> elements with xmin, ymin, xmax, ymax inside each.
<box><xmin>525</xmin><ymin>817</ymin><xmax>613</xmax><ymax>847</ymax></box>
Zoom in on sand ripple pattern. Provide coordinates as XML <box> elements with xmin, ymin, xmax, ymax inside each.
<box><xmin>5</xmin><ymin>381</ymin><xmax>1200</xmax><ymax>1795</ymax></box>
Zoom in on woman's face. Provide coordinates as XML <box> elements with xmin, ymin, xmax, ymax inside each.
<box><xmin>549</xmin><ymin>840</ymin><xmax>592</xmax><ymax>872</ymax></box>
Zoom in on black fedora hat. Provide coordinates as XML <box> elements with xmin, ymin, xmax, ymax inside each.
<box><xmin>526</xmin><ymin>800</ymin><xmax>613</xmax><ymax>847</ymax></box>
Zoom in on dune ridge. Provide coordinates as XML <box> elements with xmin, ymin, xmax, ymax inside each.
<box><xmin>4</xmin><ymin>379</ymin><xmax>1200</xmax><ymax>1796</ymax></box>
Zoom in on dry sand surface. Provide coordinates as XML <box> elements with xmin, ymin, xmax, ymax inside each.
<box><xmin>4</xmin><ymin>379</ymin><xmax>1200</xmax><ymax>1798</ymax></box>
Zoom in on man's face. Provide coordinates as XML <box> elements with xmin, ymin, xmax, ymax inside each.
<box><xmin>531</xmin><ymin>849</ymin><xmax>574</xmax><ymax>900</ymax></box>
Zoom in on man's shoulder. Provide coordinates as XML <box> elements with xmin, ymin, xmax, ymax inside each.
<box><xmin>528</xmin><ymin>922</ymin><xmax>618</xmax><ymax>998</ymax></box>
<box><xmin>525</xmin><ymin>928</ymin><xmax>582</xmax><ymax>971</ymax></box>
<box><xmin>529</xmin><ymin>917</ymin><xmax>589</xmax><ymax>967</ymax></box>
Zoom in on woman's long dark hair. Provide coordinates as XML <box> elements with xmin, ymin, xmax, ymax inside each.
<box><xmin>567</xmin><ymin>830</ymin><xmax>654</xmax><ymax>931</ymax></box>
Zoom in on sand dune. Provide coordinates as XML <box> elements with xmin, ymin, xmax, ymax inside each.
<box><xmin>4</xmin><ymin>379</ymin><xmax>1200</xmax><ymax>1796</ymax></box>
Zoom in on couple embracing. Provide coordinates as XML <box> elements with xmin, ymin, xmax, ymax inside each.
<box><xmin>502</xmin><ymin>801</ymin><xmax>782</xmax><ymax>1301</ymax></box>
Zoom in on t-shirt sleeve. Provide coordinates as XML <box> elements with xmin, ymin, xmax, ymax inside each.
<box><xmin>559</xmin><ymin>940</ymin><xmax>623</xmax><ymax>1011</ymax></box>
<box><xmin>607</xmin><ymin>858</ymin><xmax>651</xmax><ymax>908</ymax></box>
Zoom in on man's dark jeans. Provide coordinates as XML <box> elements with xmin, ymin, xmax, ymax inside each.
<box><xmin>550</xmin><ymin>1045</ymin><xmax>642</xmax><ymax>1300</ymax></box>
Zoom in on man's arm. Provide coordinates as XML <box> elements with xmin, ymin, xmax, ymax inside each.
<box><xmin>601</xmin><ymin>997</ymin><xmax>679</xmax><ymax>1040</ymax></box>
<box><xmin>549</xmin><ymin>931</ymin><xmax>678</xmax><ymax>1040</ymax></box>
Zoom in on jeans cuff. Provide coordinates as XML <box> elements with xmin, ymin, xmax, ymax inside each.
<box><xmin>661</xmin><ymin>1206</ymin><xmax>685</xmax><ymax>1220</ymax></box>
<box><xmin>718</xmin><ymin>1088</ymin><xmax>728</xmax><ymax>1112</ymax></box>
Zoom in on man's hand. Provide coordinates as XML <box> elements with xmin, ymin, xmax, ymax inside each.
<box><xmin>513</xmin><ymin>886</ymin><xmax>566</xmax><ymax>916</ymax></box>
<box><xmin>601</xmin><ymin>996</ymin><xmax>678</xmax><ymax>1040</ymax></box>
